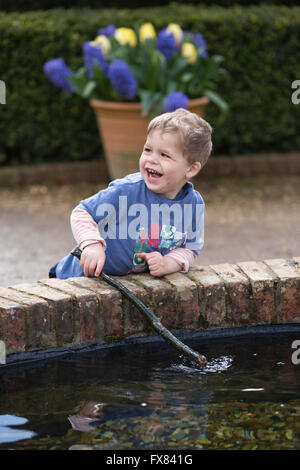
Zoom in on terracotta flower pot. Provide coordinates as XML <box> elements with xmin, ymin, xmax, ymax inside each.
<box><xmin>90</xmin><ymin>96</ymin><xmax>210</xmax><ymax>180</ymax></box>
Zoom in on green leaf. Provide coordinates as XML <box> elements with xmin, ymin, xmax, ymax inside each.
<box><xmin>139</xmin><ymin>90</ymin><xmax>155</xmax><ymax>116</ymax></box>
<box><xmin>82</xmin><ymin>81</ymin><xmax>96</xmax><ymax>98</ymax></box>
<box><xmin>150</xmin><ymin>97</ymin><xmax>165</xmax><ymax>119</ymax></box>
<box><xmin>181</xmin><ymin>72</ymin><xmax>194</xmax><ymax>83</ymax></box>
<box><xmin>140</xmin><ymin>89</ymin><xmax>163</xmax><ymax>116</ymax></box>
<box><xmin>168</xmin><ymin>56</ymin><xmax>189</xmax><ymax>81</ymax></box>
<box><xmin>92</xmin><ymin>64</ymin><xmax>113</xmax><ymax>99</ymax></box>
<box><xmin>203</xmin><ymin>89</ymin><xmax>229</xmax><ymax>112</ymax></box>
<box><xmin>166</xmin><ymin>81</ymin><xmax>178</xmax><ymax>94</ymax></box>
<box><xmin>69</xmin><ymin>67</ymin><xmax>89</xmax><ymax>97</ymax></box>
<box><xmin>148</xmin><ymin>49</ymin><xmax>163</xmax><ymax>92</ymax></box>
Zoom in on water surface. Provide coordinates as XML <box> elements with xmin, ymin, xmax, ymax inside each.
<box><xmin>0</xmin><ymin>333</ymin><xmax>299</xmax><ymax>450</ymax></box>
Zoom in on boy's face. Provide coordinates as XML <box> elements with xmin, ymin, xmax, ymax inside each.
<box><xmin>139</xmin><ymin>129</ymin><xmax>200</xmax><ymax>200</ymax></box>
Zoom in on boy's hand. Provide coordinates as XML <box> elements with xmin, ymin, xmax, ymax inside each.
<box><xmin>136</xmin><ymin>252</ymin><xmax>180</xmax><ymax>277</ymax></box>
<box><xmin>80</xmin><ymin>242</ymin><xmax>106</xmax><ymax>277</ymax></box>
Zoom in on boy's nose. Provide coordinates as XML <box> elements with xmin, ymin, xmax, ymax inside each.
<box><xmin>147</xmin><ymin>151</ymin><xmax>159</xmax><ymax>164</ymax></box>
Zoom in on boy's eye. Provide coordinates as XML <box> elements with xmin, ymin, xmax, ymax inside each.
<box><xmin>144</xmin><ymin>147</ymin><xmax>151</xmax><ymax>152</ymax></box>
<box><xmin>161</xmin><ymin>152</ymin><xmax>170</xmax><ymax>158</ymax></box>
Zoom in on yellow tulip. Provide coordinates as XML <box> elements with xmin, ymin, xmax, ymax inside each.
<box><xmin>167</xmin><ymin>23</ymin><xmax>183</xmax><ymax>46</ymax></box>
<box><xmin>114</xmin><ymin>27</ymin><xmax>137</xmax><ymax>47</ymax></box>
<box><xmin>181</xmin><ymin>42</ymin><xmax>197</xmax><ymax>64</ymax></box>
<box><xmin>139</xmin><ymin>23</ymin><xmax>156</xmax><ymax>42</ymax></box>
<box><xmin>90</xmin><ymin>35</ymin><xmax>111</xmax><ymax>55</ymax></box>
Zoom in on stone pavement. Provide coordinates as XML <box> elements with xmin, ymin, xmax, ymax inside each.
<box><xmin>0</xmin><ymin>174</ymin><xmax>299</xmax><ymax>288</ymax></box>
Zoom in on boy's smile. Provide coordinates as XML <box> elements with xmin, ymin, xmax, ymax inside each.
<box><xmin>139</xmin><ymin>129</ymin><xmax>201</xmax><ymax>200</ymax></box>
<box><xmin>146</xmin><ymin>168</ymin><xmax>163</xmax><ymax>180</ymax></box>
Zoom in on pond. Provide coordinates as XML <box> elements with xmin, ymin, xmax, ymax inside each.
<box><xmin>0</xmin><ymin>329</ymin><xmax>299</xmax><ymax>450</ymax></box>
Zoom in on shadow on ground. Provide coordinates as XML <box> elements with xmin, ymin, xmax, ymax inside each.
<box><xmin>1</xmin><ymin>174</ymin><xmax>299</xmax><ymax>287</ymax></box>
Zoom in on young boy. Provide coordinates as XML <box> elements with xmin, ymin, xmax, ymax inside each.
<box><xmin>49</xmin><ymin>108</ymin><xmax>212</xmax><ymax>279</ymax></box>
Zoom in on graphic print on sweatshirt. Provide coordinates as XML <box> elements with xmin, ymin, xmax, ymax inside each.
<box><xmin>131</xmin><ymin>223</ymin><xmax>187</xmax><ymax>272</ymax></box>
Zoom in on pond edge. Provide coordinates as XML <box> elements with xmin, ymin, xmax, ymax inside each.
<box><xmin>0</xmin><ymin>256</ymin><xmax>300</xmax><ymax>367</ymax></box>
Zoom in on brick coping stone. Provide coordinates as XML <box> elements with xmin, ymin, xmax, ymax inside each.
<box><xmin>0</xmin><ymin>257</ymin><xmax>300</xmax><ymax>362</ymax></box>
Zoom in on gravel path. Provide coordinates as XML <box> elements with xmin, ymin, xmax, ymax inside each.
<box><xmin>0</xmin><ymin>174</ymin><xmax>299</xmax><ymax>287</ymax></box>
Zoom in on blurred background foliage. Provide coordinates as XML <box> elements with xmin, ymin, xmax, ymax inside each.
<box><xmin>0</xmin><ymin>2</ymin><xmax>299</xmax><ymax>165</ymax></box>
<box><xmin>1</xmin><ymin>0</ymin><xmax>300</xmax><ymax>11</ymax></box>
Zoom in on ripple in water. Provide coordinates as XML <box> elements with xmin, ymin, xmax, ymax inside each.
<box><xmin>168</xmin><ymin>355</ymin><xmax>234</xmax><ymax>375</ymax></box>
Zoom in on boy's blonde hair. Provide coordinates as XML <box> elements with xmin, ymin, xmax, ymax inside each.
<box><xmin>147</xmin><ymin>108</ymin><xmax>213</xmax><ymax>167</ymax></box>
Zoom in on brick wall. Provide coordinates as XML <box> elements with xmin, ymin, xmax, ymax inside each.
<box><xmin>0</xmin><ymin>257</ymin><xmax>299</xmax><ymax>360</ymax></box>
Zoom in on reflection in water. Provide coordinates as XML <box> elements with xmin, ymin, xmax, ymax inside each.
<box><xmin>68</xmin><ymin>402</ymin><xmax>106</xmax><ymax>432</ymax></box>
<box><xmin>0</xmin><ymin>415</ymin><xmax>35</xmax><ymax>444</ymax></box>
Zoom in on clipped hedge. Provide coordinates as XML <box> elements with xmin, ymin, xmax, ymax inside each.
<box><xmin>2</xmin><ymin>1</ymin><xmax>300</xmax><ymax>12</ymax></box>
<box><xmin>0</xmin><ymin>4</ymin><xmax>300</xmax><ymax>165</ymax></box>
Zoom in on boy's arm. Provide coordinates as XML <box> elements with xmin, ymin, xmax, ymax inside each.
<box><xmin>71</xmin><ymin>206</ymin><xmax>106</xmax><ymax>250</ymax></box>
<box><xmin>71</xmin><ymin>206</ymin><xmax>106</xmax><ymax>277</ymax></box>
<box><xmin>136</xmin><ymin>248</ymin><xmax>196</xmax><ymax>277</ymax></box>
<box><xmin>164</xmin><ymin>248</ymin><xmax>196</xmax><ymax>273</ymax></box>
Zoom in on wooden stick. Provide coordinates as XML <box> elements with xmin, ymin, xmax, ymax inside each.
<box><xmin>71</xmin><ymin>247</ymin><xmax>207</xmax><ymax>366</ymax></box>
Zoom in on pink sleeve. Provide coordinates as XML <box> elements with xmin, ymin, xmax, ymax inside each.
<box><xmin>70</xmin><ymin>207</ymin><xmax>106</xmax><ymax>250</ymax></box>
<box><xmin>164</xmin><ymin>248</ymin><xmax>196</xmax><ymax>273</ymax></box>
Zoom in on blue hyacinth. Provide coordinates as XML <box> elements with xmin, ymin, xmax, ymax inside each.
<box><xmin>107</xmin><ymin>59</ymin><xmax>137</xmax><ymax>100</ymax></box>
<box><xmin>83</xmin><ymin>41</ymin><xmax>108</xmax><ymax>78</ymax></box>
<box><xmin>97</xmin><ymin>24</ymin><xmax>116</xmax><ymax>38</ymax></box>
<box><xmin>164</xmin><ymin>91</ymin><xmax>189</xmax><ymax>112</ymax></box>
<box><xmin>43</xmin><ymin>58</ymin><xmax>74</xmax><ymax>93</ymax></box>
<box><xmin>157</xmin><ymin>28</ymin><xmax>176</xmax><ymax>61</ymax></box>
<box><xmin>193</xmin><ymin>33</ymin><xmax>208</xmax><ymax>57</ymax></box>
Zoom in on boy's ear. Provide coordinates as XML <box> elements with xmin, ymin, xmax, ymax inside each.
<box><xmin>186</xmin><ymin>161</ymin><xmax>201</xmax><ymax>179</ymax></box>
